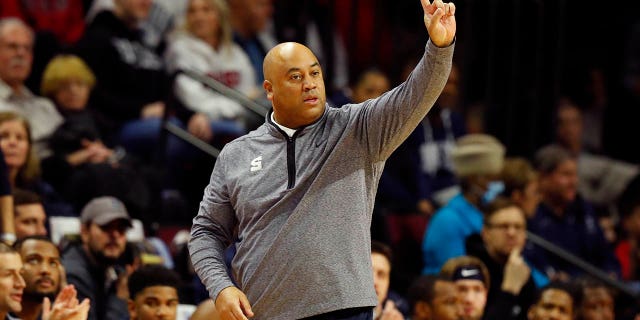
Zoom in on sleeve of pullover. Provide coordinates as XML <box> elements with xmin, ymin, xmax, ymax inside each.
<box><xmin>188</xmin><ymin>148</ymin><xmax>238</xmax><ymax>301</ymax></box>
<box><xmin>354</xmin><ymin>40</ymin><xmax>453</xmax><ymax>161</ymax></box>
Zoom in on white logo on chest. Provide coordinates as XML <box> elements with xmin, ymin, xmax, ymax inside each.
<box><xmin>250</xmin><ymin>156</ymin><xmax>263</xmax><ymax>172</ymax></box>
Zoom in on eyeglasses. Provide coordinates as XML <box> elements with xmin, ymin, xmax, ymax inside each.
<box><xmin>486</xmin><ymin>222</ymin><xmax>525</xmax><ymax>232</ymax></box>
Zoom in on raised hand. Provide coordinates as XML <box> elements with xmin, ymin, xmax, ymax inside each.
<box><xmin>421</xmin><ymin>0</ymin><xmax>456</xmax><ymax>47</ymax></box>
<box><xmin>215</xmin><ymin>286</ymin><xmax>254</xmax><ymax>320</ymax></box>
<box><xmin>501</xmin><ymin>249</ymin><xmax>531</xmax><ymax>295</ymax></box>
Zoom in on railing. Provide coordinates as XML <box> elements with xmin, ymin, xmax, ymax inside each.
<box><xmin>527</xmin><ymin>231</ymin><xmax>640</xmax><ymax>300</ymax></box>
<box><xmin>161</xmin><ymin>69</ymin><xmax>270</xmax><ymax>159</ymax></box>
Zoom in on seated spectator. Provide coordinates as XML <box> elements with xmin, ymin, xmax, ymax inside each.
<box><xmin>73</xmin><ymin>0</ymin><xmax>170</xmax><ymax>159</ymax></box>
<box><xmin>0</xmin><ymin>18</ymin><xmax>63</xmax><ymax>158</ymax></box>
<box><xmin>466</xmin><ymin>197</ymin><xmax>546</xmax><ymax>320</ymax></box>
<box><xmin>13</xmin><ymin>236</ymin><xmax>63</xmax><ymax>320</ymax></box>
<box><xmin>616</xmin><ymin>174</ymin><xmax>640</xmax><ymax>281</ymax></box>
<box><xmin>406</xmin><ymin>275</ymin><xmax>461</xmax><ymax>320</ymax></box>
<box><xmin>576</xmin><ymin>278</ymin><xmax>614</xmax><ymax>320</ymax></box>
<box><xmin>440</xmin><ymin>256</ymin><xmax>489</xmax><ymax>320</ymax></box>
<box><xmin>554</xmin><ymin>98</ymin><xmax>637</xmax><ymax>212</ymax></box>
<box><xmin>127</xmin><ymin>264</ymin><xmax>181</xmax><ymax>320</ymax></box>
<box><xmin>527</xmin><ymin>282</ymin><xmax>580</xmax><ymax>320</ymax></box>
<box><xmin>417</xmin><ymin>63</ymin><xmax>466</xmax><ymax>207</ymax></box>
<box><xmin>12</xmin><ymin>188</ymin><xmax>47</xmax><ymax>240</ymax></box>
<box><xmin>422</xmin><ymin>134</ymin><xmax>506</xmax><ymax>274</ymax></box>
<box><xmin>39</xmin><ymin>54</ymin><xmax>152</xmax><ymax>218</ymax></box>
<box><xmin>227</xmin><ymin>0</ymin><xmax>276</xmax><ymax>85</ymax></box>
<box><xmin>0</xmin><ymin>242</ymin><xmax>25</xmax><ymax>319</ymax></box>
<box><xmin>330</xmin><ymin>68</ymin><xmax>391</xmax><ymax>107</ymax></box>
<box><xmin>164</xmin><ymin>0</ymin><xmax>260</xmax><ymax>135</ymax></box>
<box><xmin>371</xmin><ymin>240</ymin><xmax>408</xmax><ymax>320</ymax></box>
<box><xmin>527</xmin><ymin>145</ymin><xmax>620</xmax><ymax>280</ymax></box>
<box><xmin>0</xmin><ymin>112</ymin><xmax>74</xmax><ymax>216</ymax></box>
<box><xmin>500</xmin><ymin>157</ymin><xmax>541</xmax><ymax>219</ymax></box>
<box><xmin>61</xmin><ymin>196</ymin><xmax>133</xmax><ymax>320</ymax></box>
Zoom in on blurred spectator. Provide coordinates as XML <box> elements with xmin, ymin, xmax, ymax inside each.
<box><xmin>0</xmin><ymin>242</ymin><xmax>25</xmax><ymax>319</ymax></box>
<box><xmin>61</xmin><ymin>196</ymin><xmax>134</xmax><ymax>320</ymax></box>
<box><xmin>0</xmin><ymin>0</ymin><xmax>88</xmax><ymax>96</ymax></box>
<box><xmin>273</xmin><ymin>0</ymin><xmax>349</xmax><ymax>95</ymax></box>
<box><xmin>615</xmin><ymin>174</ymin><xmax>640</xmax><ymax>281</ymax></box>
<box><xmin>371</xmin><ymin>241</ymin><xmax>408</xmax><ymax>320</ymax></box>
<box><xmin>0</xmin><ymin>111</ymin><xmax>74</xmax><ymax>216</ymax></box>
<box><xmin>576</xmin><ymin>278</ymin><xmax>614</xmax><ymax>320</ymax></box>
<box><xmin>0</xmin><ymin>18</ymin><xmax>63</xmax><ymax>159</ymax></box>
<box><xmin>527</xmin><ymin>145</ymin><xmax>620</xmax><ymax>280</ymax></box>
<box><xmin>440</xmin><ymin>256</ymin><xmax>489</xmax><ymax>320</ymax></box>
<box><xmin>422</xmin><ymin>134</ymin><xmax>505</xmax><ymax>274</ymax></box>
<box><xmin>73</xmin><ymin>0</ymin><xmax>170</xmax><ymax>159</ymax></box>
<box><xmin>526</xmin><ymin>282</ymin><xmax>580</xmax><ymax>320</ymax></box>
<box><xmin>406</xmin><ymin>275</ymin><xmax>460</xmax><ymax>320</ymax></box>
<box><xmin>330</xmin><ymin>68</ymin><xmax>390</xmax><ymax>107</ymax></box>
<box><xmin>500</xmin><ymin>157</ymin><xmax>541</xmax><ymax>219</ymax></box>
<box><xmin>466</xmin><ymin>197</ymin><xmax>546</xmax><ymax>320</ymax></box>
<box><xmin>12</xmin><ymin>189</ymin><xmax>46</xmax><ymax>240</ymax></box>
<box><xmin>554</xmin><ymin>98</ymin><xmax>638</xmax><ymax>211</ymax></box>
<box><xmin>14</xmin><ymin>236</ymin><xmax>63</xmax><ymax>320</ymax></box>
<box><xmin>127</xmin><ymin>264</ymin><xmax>181</xmax><ymax>320</ymax></box>
<box><xmin>164</xmin><ymin>0</ymin><xmax>256</xmax><ymax>137</ymax></box>
<box><xmin>227</xmin><ymin>0</ymin><xmax>275</xmax><ymax>85</ymax></box>
<box><xmin>418</xmin><ymin>63</ymin><xmax>466</xmax><ymax>208</ymax></box>
<box><xmin>0</xmin><ymin>0</ymin><xmax>85</xmax><ymax>45</ymax></box>
<box><xmin>86</xmin><ymin>0</ymin><xmax>178</xmax><ymax>51</ymax></box>
<box><xmin>39</xmin><ymin>54</ymin><xmax>152</xmax><ymax>219</ymax></box>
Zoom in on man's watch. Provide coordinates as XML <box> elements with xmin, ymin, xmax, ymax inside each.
<box><xmin>0</xmin><ymin>233</ymin><xmax>16</xmax><ymax>244</ymax></box>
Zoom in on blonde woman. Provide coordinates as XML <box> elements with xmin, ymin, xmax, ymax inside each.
<box><xmin>165</xmin><ymin>0</ymin><xmax>258</xmax><ymax>134</ymax></box>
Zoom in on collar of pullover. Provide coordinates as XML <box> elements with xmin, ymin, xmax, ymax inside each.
<box><xmin>266</xmin><ymin>106</ymin><xmax>328</xmax><ymax>139</ymax></box>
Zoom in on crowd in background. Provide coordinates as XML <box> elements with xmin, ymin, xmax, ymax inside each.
<box><xmin>0</xmin><ymin>0</ymin><xmax>637</xmax><ymax>319</ymax></box>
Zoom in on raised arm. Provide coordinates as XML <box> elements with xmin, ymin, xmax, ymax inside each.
<box><xmin>355</xmin><ymin>0</ymin><xmax>456</xmax><ymax>161</ymax></box>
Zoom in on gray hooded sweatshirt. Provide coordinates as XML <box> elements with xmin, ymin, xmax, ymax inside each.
<box><xmin>189</xmin><ymin>40</ymin><xmax>454</xmax><ymax>319</ymax></box>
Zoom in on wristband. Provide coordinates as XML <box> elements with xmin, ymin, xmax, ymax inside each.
<box><xmin>0</xmin><ymin>233</ymin><xmax>16</xmax><ymax>244</ymax></box>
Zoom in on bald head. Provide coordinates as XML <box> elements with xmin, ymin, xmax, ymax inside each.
<box><xmin>262</xmin><ymin>42</ymin><xmax>326</xmax><ymax>129</ymax></box>
<box><xmin>263</xmin><ymin>42</ymin><xmax>317</xmax><ymax>82</ymax></box>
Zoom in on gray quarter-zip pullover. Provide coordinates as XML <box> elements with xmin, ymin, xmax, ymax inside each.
<box><xmin>190</xmin><ymin>40</ymin><xmax>454</xmax><ymax>319</ymax></box>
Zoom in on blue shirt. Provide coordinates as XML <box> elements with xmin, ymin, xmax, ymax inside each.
<box><xmin>422</xmin><ymin>193</ymin><xmax>483</xmax><ymax>274</ymax></box>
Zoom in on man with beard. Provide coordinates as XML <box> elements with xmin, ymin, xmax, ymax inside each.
<box><xmin>14</xmin><ymin>236</ymin><xmax>62</xmax><ymax>320</ymax></box>
<box><xmin>61</xmin><ymin>196</ymin><xmax>133</xmax><ymax>320</ymax></box>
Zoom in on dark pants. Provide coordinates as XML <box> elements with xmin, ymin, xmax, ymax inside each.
<box><xmin>301</xmin><ymin>307</ymin><xmax>373</xmax><ymax>320</ymax></box>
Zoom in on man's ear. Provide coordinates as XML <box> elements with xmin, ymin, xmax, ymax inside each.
<box><xmin>481</xmin><ymin>226</ymin><xmax>490</xmax><ymax>244</ymax></box>
<box><xmin>80</xmin><ymin>224</ymin><xmax>90</xmax><ymax>244</ymax></box>
<box><xmin>128</xmin><ymin>299</ymin><xmax>136</xmax><ymax>319</ymax></box>
<box><xmin>263</xmin><ymin>80</ymin><xmax>273</xmax><ymax>101</ymax></box>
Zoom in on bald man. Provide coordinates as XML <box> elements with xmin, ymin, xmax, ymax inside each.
<box><xmin>189</xmin><ymin>1</ymin><xmax>456</xmax><ymax>319</ymax></box>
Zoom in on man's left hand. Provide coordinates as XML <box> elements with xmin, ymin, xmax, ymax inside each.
<box><xmin>421</xmin><ymin>0</ymin><xmax>456</xmax><ymax>47</ymax></box>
